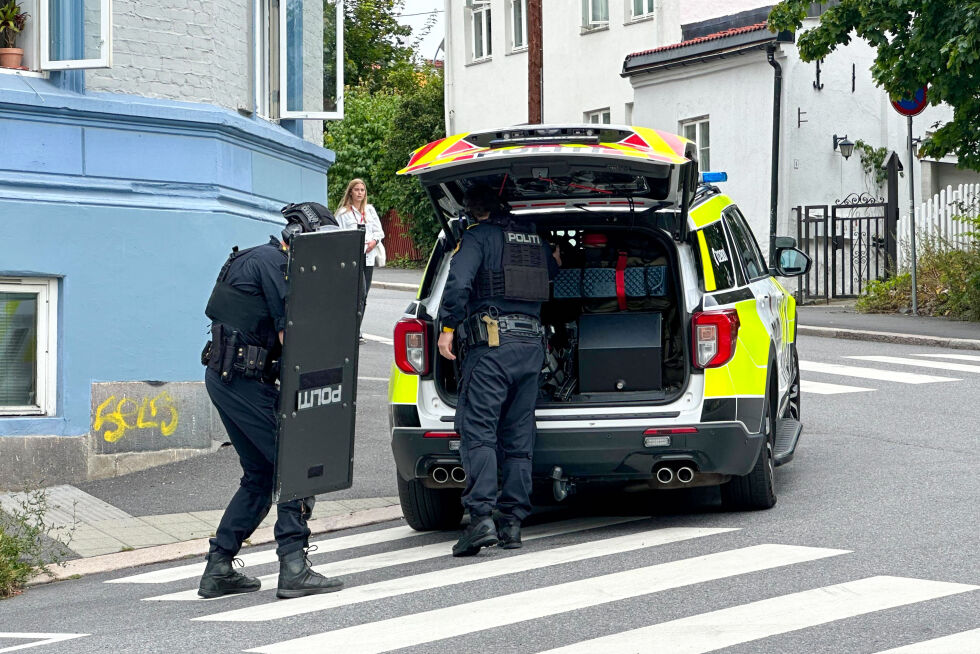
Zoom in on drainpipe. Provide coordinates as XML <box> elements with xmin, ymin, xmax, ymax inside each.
<box><xmin>766</xmin><ymin>44</ymin><xmax>782</xmax><ymax>264</ymax></box>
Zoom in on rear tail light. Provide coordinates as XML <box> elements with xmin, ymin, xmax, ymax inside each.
<box><xmin>691</xmin><ymin>309</ymin><xmax>740</xmax><ymax>368</ymax></box>
<box><xmin>394</xmin><ymin>318</ymin><xmax>430</xmax><ymax>375</ymax></box>
<box><xmin>423</xmin><ymin>431</ymin><xmax>458</xmax><ymax>438</ymax></box>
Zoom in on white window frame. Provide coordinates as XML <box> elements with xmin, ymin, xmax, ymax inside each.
<box><xmin>585</xmin><ymin>107</ymin><xmax>611</xmax><ymax>124</ymax></box>
<box><xmin>681</xmin><ymin>117</ymin><xmax>710</xmax><ymax>171</ymax></box>
<box><xmin>38</xmin><ymin>0</ymin><xmax>113</xmax><ymax>70</ymax></box>
<box><xmin>510</xmin><ymin>0</ymin><xmax>527</xmax><ymax>52</ymax></box>
<box><xmin>0</xmin><ymin>278</ymin><xmax>58</xmax><ymax>417</ymax></box>
<box><xmin>279</xmin><ymin>0</ymin><xmax>344</xmax><ymax>120</ymax></box>
<box><xmin>469</xmin><ymin>0</ymin><xmax>492</xmax><ymax>62</ymax></box>
<box><xmin>629</xmin><ymin>0</ymin><xmax>654</xmax><ymax>21</ymax></box>
<box><xmin>583</xmin><ymin>0</ymin><xmax>609</xmax><ymax>30</ymax></box>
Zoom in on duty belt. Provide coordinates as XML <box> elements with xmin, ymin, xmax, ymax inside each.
<box><xmin>461</xmin><ymin>312</ymin><xmax>544</xmax><ymax>348</ymax></box>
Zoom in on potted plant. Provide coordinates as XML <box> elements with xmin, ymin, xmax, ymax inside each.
<box><xmin>0</xmin><ymin>1</ymin><xmax>29</xmax><ymax>69</ymax></box>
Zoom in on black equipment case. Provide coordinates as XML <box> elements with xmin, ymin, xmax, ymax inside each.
<box><xmin>577</xmin><ymin>312</ymin><xmax>662</xmax><ymax>393</ymax></box>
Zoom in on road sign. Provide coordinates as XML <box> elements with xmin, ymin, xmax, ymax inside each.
<box><xmin>892</xmin><ymin>87</ymin><xmax>928</xmax><ymax>117</ymax></box>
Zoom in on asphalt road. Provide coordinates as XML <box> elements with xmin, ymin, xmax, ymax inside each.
<box><xmin>6</xmin><ymin>290</ymin><xmax>979</xmax><ymax>653</ymax></box>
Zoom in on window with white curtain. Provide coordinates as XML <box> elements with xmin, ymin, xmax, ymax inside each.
<box><xmin>0</xmin><ymin>278</ymin><xmax>58</xmax><ymax>416</ymax></box>
<box><xmin>469</xmin><ymin>0</ymin><xmax>492</xmax><ymax>61</ymax></box>
<box><xmin>630</xmin><ymin>0</ymin><xmax>654</xmax><ymax>20</ymax></box>
<box><xmin>582</xmin><ymin>0</ymin><xmax>609</xmax><ymax>29</ymax></box>
<box><xmin>510</xmin><ymin>0</ymin><xmax>527</xmax><ymax>51</ymax></box>
<box><xmin>585</xmin><ymin>108</ymin><xmax>611</xmax><ymax>124</ymax></box>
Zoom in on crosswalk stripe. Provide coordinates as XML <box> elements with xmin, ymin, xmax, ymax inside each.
<box><xmin>540</xmin><ymin>576</ymin><xmax>979</xmax><ymax>654</ymax></box>
<box><xmin>912</xmin><ymin>353</ymin><xmax>980</xmax><ymax>363</ymax></box>
<box><xmin>848</xmin><ymin>355</ymin><xmax>980</xmax><ymax>374</ymax></box>
<box><xmin>143</xmin><ymin>516</ymin><xmax>642</xmax><ymax>602</ymax></box>
<box><xmin>244</xmin><ymin>543</ymin><xmax>849</xmax><ymax>654</ymax></box>
<box><xmin>195</xmin><ymin>526</ymin><xmax>737</xmax><ymax>623</ymax></box>
<box><xmin>800</xmin><ymin>360</ymin><xmax>959</xmax><ymax>384</ymax></box>
<box><xmin>873</xmin><ymin>627</ymin><xmax>980</xmax><ymax>653</ymax></box>
<box><xmin>0</xmin><ymin>633</ymin><xmax>89</xmax><ymax>653</ymax></box>
<box><xmin>110</xmin><ymin>525</ymin><xmax>431</xmax><ymax>585</ymax></box>
<box><xmin>800</xmin><ymin>380</ymin><xmax>873</xmax><ymax>394</ymax></box>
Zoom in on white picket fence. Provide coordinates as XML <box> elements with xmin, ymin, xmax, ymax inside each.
<box><xmin>897</xmin><ymin>183</ymin><xmax>979</xmax><ymax>268</ymax></box>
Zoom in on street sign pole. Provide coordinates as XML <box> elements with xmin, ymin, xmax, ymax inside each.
<box><xmin>907</xmin><ymin>115</ymin><xmax>918</xmax><ymax>315</ymax></box>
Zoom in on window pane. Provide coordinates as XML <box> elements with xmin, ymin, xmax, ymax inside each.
<box><xmin>47</xmin><ymin>0</ymin><xmax>105</xmax><ymax>62</ymax></box>
<box><xmin>648</xmin><ymin>0</ymin><xmax>655</xmax><ymax>13</ymax></box>
<box><xmin>700</xmin><ymin>147</ymin><xmax>710</xmax><ymax>172</ymax></box>
<box><xmin>700</xmin><ymin>224</ymin><xmax>735</xmax><ymax>290</ymax></box>
<box><xmin>602</xmin><ymin>110</ymin><xmax>610</xmax><ymax>123</ymax></box>
<box><xmin>285</xmin><ymin>0</ymin><xmax>339</xmax><ymax>113</ymax></box>
<box><xmin>683</xmin><ymin>123</ymin><xmax>696</xmax><ymax>142</ymax></box>
<box><xmin>474</xmin><ymin>11</ymin><xmax>484</xmax><ymax>58</ymax></box>
<box><xmin>0</xmin><ymin>293</ymin><xmax>38</xmax><ymax>407</ymax></box>
<box><xmin>513</xmin><ymin>0</ymin><xmax>524</xmax><ymax>47</ymax></box>
<box><xmin>700</xmin><ymin>121</ymin><xmax>710</xmax><ymax>148</ymax></box>
<box><xmin>487</xmin><ymin>9</ymin><xmax>492</xmax><ymax>55</ymax></box>
<box><xmin>633</xmin><ymin>0</ymin><xmax>643</xmax><ymax>15</ymax></box>
<box><xmin>592</xmin><ymin>0</ymin><xmax>608</xmax><ymax>22</ymax></box>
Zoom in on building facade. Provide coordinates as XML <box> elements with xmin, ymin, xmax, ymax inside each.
<box><xmin>0</xmin><ymin>0</ymin><xmax>342</xmax><ymax>487</ymax></box>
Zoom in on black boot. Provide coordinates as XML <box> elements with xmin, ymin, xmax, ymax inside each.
<box><xmin>496</xmin><ymin>516</ymin><xmax>522</xmax><ymax>550</ymax></box>
<box><xmin>276</xmin><ymin>548</ymin><xmax>344</xmax><ymax>599</ymax></box>
<box><xmin>198</xmin><ymin>551</ymin><xmax>261</xmax><ymax>598</ymax></box>
<box><xmin>452</xmin><ymin>515</ymin><xmax>498</xmax><ymax>557</ymax></box>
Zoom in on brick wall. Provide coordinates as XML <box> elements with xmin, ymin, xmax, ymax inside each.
<box><xmin>86</xmin><ymin>0</ymin><xmax>251</xmax><ymax>114</ymax></box>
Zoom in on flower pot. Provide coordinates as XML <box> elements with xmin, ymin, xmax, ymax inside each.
<box><xmin>0</xmin><ymin>48</ymin><xmax>24</xmax><ymax>68</ymax></box>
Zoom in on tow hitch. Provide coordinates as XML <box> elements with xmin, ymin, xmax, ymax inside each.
<box><xmin>551</xmin><ymin>466</ymin><xmax>576</xmax><ymax>502</ymax></box>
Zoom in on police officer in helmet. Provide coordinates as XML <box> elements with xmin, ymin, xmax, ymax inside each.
<box><xmin>438</xmin><ymin>183</ymin><xmax>559</xmax><ymax>556</ymax></box>
<box><xmin>199</xmin><ymin>202</ymin><xmax>344</xmax><ymax>599</ymax></box>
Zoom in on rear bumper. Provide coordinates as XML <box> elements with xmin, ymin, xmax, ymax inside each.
<box><xmin>391</xmin><ymin>422</ymin><xmax>764</xmax><ymax>483</ymax></box>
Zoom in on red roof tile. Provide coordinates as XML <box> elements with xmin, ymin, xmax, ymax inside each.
<box><xmin>628</xmin><ymin>22</ymin><xmax>770</xmax><ymax>60</ymax></box>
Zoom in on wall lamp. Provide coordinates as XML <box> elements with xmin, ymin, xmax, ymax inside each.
<box><xmin>833</xmin><ymin>134</ymin><xmax>855</xmax><ymax>160</ymax></box>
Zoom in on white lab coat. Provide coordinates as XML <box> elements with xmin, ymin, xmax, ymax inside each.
<box><xmin>336</xmin><ymin>204</ymin><xmax>386</xmax><ymax>267</ymax></box>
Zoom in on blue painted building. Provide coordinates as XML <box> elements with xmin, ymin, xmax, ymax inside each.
<box><xmin>0</xmin><ymin>0</ymin><xmax>343</xmax><ymax>487</ymax></box>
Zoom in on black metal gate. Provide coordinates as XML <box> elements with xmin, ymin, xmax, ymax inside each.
<box><xmin>794</xmin><ymin>193</ymin><xmax>891</xmax><ymax>301</ymax></box>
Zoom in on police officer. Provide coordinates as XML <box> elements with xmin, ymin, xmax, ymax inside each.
<box><xmin>437</xmin><ymin>184</ymin><xmax>558</xmax><ymax>557</ymax></box>
<box><xmin>198</xmin><ymin>202</ymin><xmax>344</xmax><ymax>599</ymax></box>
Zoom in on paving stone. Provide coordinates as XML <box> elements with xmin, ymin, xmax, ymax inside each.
<box><xmin>188</xmin><ymin>510</ymin><xmax>225</xmax><ymax>526</ymax></box>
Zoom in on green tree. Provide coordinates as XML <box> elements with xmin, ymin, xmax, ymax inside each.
<box><xmin>768</xmin><ymin>0</ymin><xmax>980</xmax><ymax>171</ymax></box>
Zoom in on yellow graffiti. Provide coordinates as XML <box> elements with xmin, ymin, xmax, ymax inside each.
<box><xmin>94</xmin><ymin>391</ymin><xmax>179</xmax><ymax>442</ymax></box>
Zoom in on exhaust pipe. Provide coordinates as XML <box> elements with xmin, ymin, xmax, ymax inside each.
<box><xmin>450</xmin><ymin>466</ymin><xmax>466</xmax><ymax>483</ymax></box>
<box><xmin>655</xmin><ymin>466</ymin><xmax>674</xmax><ymax>484</ymax></box>
<box><xmin>676</xmin><ymin>466</ymin><xmax>695</xmax><ymax>484</ymax></box>
<box><xmin>431</xmin><ymin>466</ymin><xmax>449</xmax><ymax>484</ymax></box>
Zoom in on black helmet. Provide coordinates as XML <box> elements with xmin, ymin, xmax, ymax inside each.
<box><xmin>280</xmin><ymin>202</ymin><xmax>338</xmax><ymax>242</ymax></box>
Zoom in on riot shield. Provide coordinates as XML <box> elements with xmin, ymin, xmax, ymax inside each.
<box><xmin>273</xmin><ymin>228</ymin><xmax>365</xmax><ymax>503</ymax></box>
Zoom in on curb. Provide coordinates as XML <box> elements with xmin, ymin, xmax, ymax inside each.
<box><xmin>29</xmin><ymin>505</ymin><xmax>403</xmax><ymax>585</ymax></box>
<box><xmin>372</xmin><ymin>281</ymin><xmax>419</xmax><ymax>292</ymax></box>
<box><xmin>798</xmin><ymin>325</ymin><xmax>980</xmax><ymax>351</ymax></box>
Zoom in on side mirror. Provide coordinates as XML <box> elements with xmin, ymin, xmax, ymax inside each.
<box><xmin>774</xmin><ymin>236</ymin><xmax>796</xmax><ymax>249</ymax></box>
<box><xmin>774</xmin><ymin>247</ymin><xmax>812</xmax><ymax>277</ymax></box>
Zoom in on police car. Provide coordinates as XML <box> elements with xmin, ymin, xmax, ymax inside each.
<box><xmin>389</xmin><ymin>125</ymin><xmax>811</xmax><ymax>530</ymax></box>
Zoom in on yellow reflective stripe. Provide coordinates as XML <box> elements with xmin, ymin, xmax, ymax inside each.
<box><xmin>697</xmin><ymin>231</ymin><xmax>716</xmax><ymax>292</ymax></box>
<box><xmin>388</xmin><ymin>364</ymin><xmax>420</xmax><ymax>404</ymax></box>
<box><xmin>689</xmin><ymin>195</ymin><xmax>731</xmax><ymax>229</ymax></box>
<box><xmin>703</xmin><ymin>299</ymin><xmax>770</xmax><ymax>398</ymax></box>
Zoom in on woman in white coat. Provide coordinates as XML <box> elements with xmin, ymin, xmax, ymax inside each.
<box><xmin>335</xmin><ymin>178</ymin><xmax>385</xmax><ymax>339</ymax></box>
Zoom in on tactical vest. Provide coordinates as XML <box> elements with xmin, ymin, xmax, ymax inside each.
<box><xmin>476</xmin><ymin>221</ymin><xmax>550</xmax><ymax>303</ymax></box>
<box><xmin>204</xmin><ymin>245</ymin><xmax>276</xmax><ymax>341</ymax></box>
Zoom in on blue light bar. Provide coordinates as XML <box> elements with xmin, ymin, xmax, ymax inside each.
<box><xmin>700</xmin><ymin>171</ymin><xmax>728</xmax><ymax>183</ymax></box>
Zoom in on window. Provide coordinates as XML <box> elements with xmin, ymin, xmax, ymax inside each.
<box><xmin>582</xmin><ymin>0</ymin><xmax>609</xmax><ymax>30</ymax></box>
<box><xmin>469</xmin><ymin>0</ymin><xmax>492</xmax><ymax>61</ymax></box>
<box><xmin>681</xmin><ymin>117</ymin><xmax>710</xmax><ymax>172</ymax></box>
<box><xmin>725</xmin><ymin>208</ymin><xmax>769</xmax><ymax>279</ymax></box>
<box><xmin>697</xmin><ymin>223</ymin><xmax>735</xmax><ymax>291</ymax></box>
<box><xmin>509</xmin><ymin>0</ymin><xmax>527</xmax><ymax>51</ymax></box>
<box><xmin>0</xmin><ymin>278</ymin><xmax>57</xmax><ymax>416</ymax></box>
<box><xmin>0</xmin><ymin>0</ymin><xmax>112</xmax><ymax>74</ymax></box>
<box><xmin>630</xmin><ymin>0</ymin><xmax>655</xmax><ymax>20</ymax></box>
<box><xmin>585</xmin><ymin>108</ymin><xmax>611</xmax><ymax>124</ymax></box>
<box><xmin>278</xmin><ymin>0</ymin><xmax>344</xmax><ymax>120</ymax></box>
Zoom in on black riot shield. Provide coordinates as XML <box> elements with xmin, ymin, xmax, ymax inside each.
<box><xmin>273</xmin><ymin>227</ymin><xmax>365</xmax><ymax>503</ymax></box>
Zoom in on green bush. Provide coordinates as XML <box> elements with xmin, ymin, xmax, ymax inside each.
<box><xmin>857</xmin><ymin>221</ymin><xmax>980</xmax><ymax>321</ymax></box>
<box><xmin>0</xmin><ymin>488</ymin><xmax>73</xmax><ymax>598</ymax></box>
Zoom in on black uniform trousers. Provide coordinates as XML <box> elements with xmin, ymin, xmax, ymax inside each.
<box><xmin>455</xmin><ymin>336</ymin><xmax>545</xmax><ymax>521</ymax></box>
<box><xmin>205</xmin><ymin>368</ymin><xmax>312</xmax><ymax>558</ymax></box>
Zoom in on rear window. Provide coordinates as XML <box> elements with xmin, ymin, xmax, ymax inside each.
<box><xmin>697</xmin><ymin>223</ymin><xmax>735</xmax><ymax>291</ymax></box>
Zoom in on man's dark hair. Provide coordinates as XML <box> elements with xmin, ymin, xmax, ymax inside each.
<box><xmin>462</xmin><ymin>184</ymin><xmax>504</xmax><ymax>216</ymax></box>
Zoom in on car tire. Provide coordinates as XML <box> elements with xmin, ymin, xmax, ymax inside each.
<box><xmin>721</xmin><ymin>383</ymin><xmax>777</xmax><ymax>511</ymax></box>
<box><xmin>397</xmin><ymin>474</ymin><xmax>464</xmax><ymax>531</ymax></box>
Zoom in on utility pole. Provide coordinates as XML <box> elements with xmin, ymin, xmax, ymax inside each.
<box><xmin>528</xmin><ymin>0</ymin><xmax>543</xmax><ymax>123</ymax></box>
